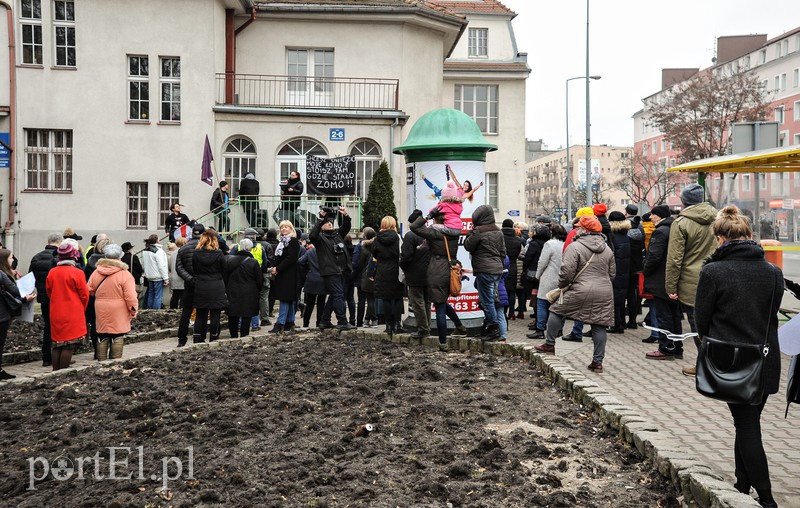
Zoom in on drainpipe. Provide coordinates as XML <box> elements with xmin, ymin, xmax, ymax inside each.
<box><xmin>225</xmin><ymin>7</ymin><xmax>257</xmax><ymax>104</ymax></box>
<box><xmin>389</xmin><ymin>117</ymin><xmax>400</xmax><ymax>176</ymax></box>
<box><xmin>1</xmin><ymin>1</ymin><xmax>17</xmax><ymax>236</ymax></box>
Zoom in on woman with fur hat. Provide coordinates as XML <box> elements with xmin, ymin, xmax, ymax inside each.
<box><xmin>87</xmin><ymin>244</ymin><xmax>138</xmax><ymax>360</ymax></box>
<box><xmin>535</xmin><ymin>215</ymin><xmax>615</xmax><ymax>373</ymax></box>
<box><xmin>607</xmin><ymin>211</ymin><xmax>631</xmax><ymax>333</ymax></box>
<box><xmin>46</xmin><ymin>242</ymin><xmax>90</xmax><ymax>370</ymax></box>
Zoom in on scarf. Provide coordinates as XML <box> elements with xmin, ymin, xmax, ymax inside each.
<box><xmin>275</xmin><ymin>235</ymin><xmax>292</xmax><ymax>257</ymax></box>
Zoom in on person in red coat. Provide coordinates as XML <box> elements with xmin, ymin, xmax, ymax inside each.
<box><xmin>46</xmin><ymin>242</ymin><xmax>89</xmax><ymax>371</ymax></box>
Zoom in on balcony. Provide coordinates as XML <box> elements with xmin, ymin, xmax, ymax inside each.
<box><xmin>216</xmin><ymin>73</ymin><xmax>400</xmax><ymax>111</ymax></box>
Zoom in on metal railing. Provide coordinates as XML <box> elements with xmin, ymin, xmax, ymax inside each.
<box><xmin>196</xmin><ymin>194</ymin><xmax>363</xmax><ymax>238</ymax></box>
<box><xmin>216</xmin><ymin>73</ymin><xmax>400</xmax><ymax>111</ymax></box>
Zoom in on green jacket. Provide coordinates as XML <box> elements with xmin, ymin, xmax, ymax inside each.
<box><xmin>665</xmin><ymin>202</ymin><xmax>717</xmax><ymax>306</ymax></box>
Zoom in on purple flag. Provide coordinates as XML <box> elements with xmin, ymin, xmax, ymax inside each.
<box><xmin>201</xmin><ymin>135</ymin><xmax>214</xmax><ymax>186</ymax></box>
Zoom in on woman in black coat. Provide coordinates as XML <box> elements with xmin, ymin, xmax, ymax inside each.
<box><xmin>642</xmin><ymin>206</ymin><xmax>682</xmax><ymax>358</ymax></box>
<box><xmin>607</xmin><ymin>211</ymin><xmax>631</xmax><ymax>333</ymax></box>
<box><xmin>371</xmin><ymin>216</ymin><xmax>404</xmax><ymax>334</ymax></box>
<box><xmin>501</xmin><ymin>219</ymin><xmax>522</xmax><ymax>320</ymax></box>
<box><xmin>224</xmin><ymin>239</ymin><xmax>264</xmax><ymax>338</ymax></box>
<box><xmin>523</xmin><ymin>225</ymin><xmax>549</xmax><ymax>323</ymax></box>
<box><xmin>192</xmin><ymin>231</ymin><xmax>227</xmax><ymax>343</ymax></box>
<box><xmin>694</xmin><ymin>205</ymin><xmax>782</xmax><ymax>508</ymax></box>
<box><xmin>270</xmin><ymin>220</ymin><xmax>300</xmax><ymax>332</ymax></box>
<box><xmin>353</xmin><ymin>230</ymin><xmax>377</xmax><ymax>327</ymax></box>
<box><xmin>299</xmin><ymin>247</ymin><xmax>325</xmax><ymax>328</ymax></box>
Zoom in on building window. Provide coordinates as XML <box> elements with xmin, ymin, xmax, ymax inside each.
<box><xmin>128</xmin><ymin>55</ymin><xmax>149</xmax><ymax>121</ymax></box>
<box><xmin>794</xmin><ymin>101</ymin><xmax>800</xmax><ymax>122</ymax></box>
<box><xmin>350</xmin><ymin>139</ymin><xmax>381</xmax><ymax>201</ymax></box>
<box><xmin>795</xmin><ymin>133</ymin><xmax>800</xmax><ymax>146</ymax></box>
<box><xmin>652</xmin><ymin>141</ymin><xmax>657</xmax><ymax>153</ymax></box>
<box><xmin>642</xmin><ymin>142</ymin><xmax>648</xmax><ymax>155</ymax></box>
<box><xmin>661</xmin><ymin>139</ymin><xmax>667</xmax><ymax>152</ymax></box>
<box><xmin>468</xmin><ymin>28</ymin><xmax>488</xmax><ymax>57</ymax></box>
<box><xmin>486</xmin><ymin>173</ymin><xmax>498</xmax><ymax>212</ymax></box>
<box><xmin>454</xmin><ymin>84</ymin><xmax>498</xmax><ymax>134</ymax></box>
<box><xmin>223</xmin><ymin>137</ymin><xmax>257</xmax><ymax>198</ymax></box>
<box><xmin>759</xmin><ymin>50</ymin><xmax>767</xmax><ymax>64</ymax></box>
<box><xmin>160</xmin><ymin>57</ymin><xmax>181</xmax><ymax>122</ymax></box>
<box><xmin>775</xmin><ymin>106</ymin><xmax>785</xmax><ymax>124</ymax></box>
<box><xmin>780</xmin><ymin>73</ymin><xmax>787</xmax><ymax>91</ymax></box>
<box><xmin>20</xmin><ymin>0</ymin><xmax>42</xmax><ymax>65</ymax></box>
<box><xmin>24</xmin><ymin>129</ymin><xmax>72</xmax><ymax>191</ymax></box>
<box><xmin>760</xmin><ymin>79</ymin><xmax>768</xmax><ymax>92</ymax></box>
<box><xmin>287</xmin><ymin>48</ymin><xmax>334</xmax><ymax>103</ymax></box>
<box><xmin>759</xmin><ymin>173</ymin><xmax>767</xmax><ymax>190</ymax></box>
<box><xmin>796</xmin><ymin>34</ymin><xmax>800</xmax><ymax>52</ymax></box>
<box><xmin>774</xmin><ymin>76</ymin><xmax>780</xmax><ymax>92</ymax></box>
<box><xmin>126</xmin><ymin>182</ymin><xmax>148</xmax><ymax>229</ymax></box>
<box><xmin>158</xmin><ymin>183</ymin><xmax>180</xmax><ymax>228</ymax></box>
<box><xmin>53</xmin><ymin>0</ymin><xmax>75</xmax><ymax>67</ymax></box>
<box><xmin>277</xmin><ymin>137</ymin><xmax>327</xmax><ymax>191</ymax></box>
<box><xmin>794</xmin><ymin>68</ymin><xmax>799</xmax><ymax>88</ymax></box>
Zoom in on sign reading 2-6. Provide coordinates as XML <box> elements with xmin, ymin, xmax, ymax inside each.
<box><xmin>329</xmin><ymin>128</ymin><xmax>345</xmax><ymax>142</ymax></box>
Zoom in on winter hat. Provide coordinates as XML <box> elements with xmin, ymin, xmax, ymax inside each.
<box><xmin>650</xmin><ymin>205</ymin><xmax>671</xmax><ymax>219</ymax></box>
<box><xmin>536</xmin><ymin>215</ymin><xmax>552</xmax><ymax>224</ymax></box>
<box><xmin>592</xmin><ymin>203</ymin><xmax>607</xmax><ymax>216</ymax></box>
<box><xmin>121</xmin><ymin>242</ymin><xmax>134</xmax><ymax>252</ymax></box>
<box><xmin>192</xmin><ymin>223</ymin><xmax>206</xmax><ymax>237</ymax></box>
<box><xmin>63</xmin><ymin>227</ymin><xmax>83</xmax><ymax>241</ymax></box>
<box><xmin>625</xmin><ymin>204</ymin><xmax>638</xmax><ymax>216</ymax></box>
<box><xmin>578</xmin><ymin>216</ymin><xmax>602</xmax><ymax>232</ymax></box>
<box><xmin>680</xmin><ymin>183</ymin><xmax>704</xmax><ymax>206</ymax></box>
<box><xmin>641</xmin><ymin>213</ymin><xmax>652</xmax><ymax>222</ymax></box>
<box><xmin>440</xmin><ymin>180</ymin><xmax>459</xmax><ymax>200</ymax></box>
<box><xmin>502</xmin><ymin>219</ymin><xmax>515</xmax><ymax>228</ymax></box>
<box><xmin>575</xmin><ymin>207</ymin><xmax>594</xmax><ymax>218</ymax></box>
<box><xmin>608</xmin><ymin>211</ymin><xmax>626</xmax><ymax>222</ymax></box>
<box><xmin>57</xmin><ymin>242</ymin><xmax>79</xmax><ymax>260</ymax></box>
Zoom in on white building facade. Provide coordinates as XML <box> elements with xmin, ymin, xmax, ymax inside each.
<box><xmin>0</xmin><ymin>0</ymin><xmax>528</xmax><ymax>265</ymax></box>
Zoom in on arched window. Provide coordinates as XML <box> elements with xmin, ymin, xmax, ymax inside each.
<box><xmin>276</xmin><ymin>137</ymin><xmax>328</xmax><ymax>189</ymax></box>
<box><xmin>349</xmin><ymin>139</ymin><xmax>381</xmax><ymax>200</ymax></box>
<box><xmin>223</xmin><ymin>137</ymin><xmax>256</xmax><ymax>198</ymax></box>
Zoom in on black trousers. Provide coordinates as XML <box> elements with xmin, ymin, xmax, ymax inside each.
<box><xmin>169</xmin><ymin>289</ymin><xmax>184</xmax><ymax>309</ymax></box>
<box><xmin>0</xmin><ymin>319</ymin><xmax>10</xmax><ymax>370</ymax></box>
<box><xmin>728</xmin><ymin>396</ymin><xmax>771</xmax><ymax>490</ymax></box>
<box><xmin>195</xmin><ymin>308</ymin><xmax>221</xmax><ymax>341</ymax></box>
<box><xmin>178</xmin><ymin>283</ymin><xmax>195</xmax><ymax>342</ymax></box>
<box><xmin>626</xmin><ymin>272</ymin><xmax>641</xmax><ymax>323</ymax></box>
<box><xmin>321</xmin><ymin>274</ymin><xmax>347</xmax><ymax>325</ymax></box>
<box><xmin>356</xmin><ymin>288</ymin><xmax>376</xmax><ymax>326</ymax></box>
<box><xmin>41</xmin><ymin>300</ymin><xmax>52</xmax><ymax>363</ymax></box>
<box><xmin>228</xmin><ymin>316</ymin><xmax>251</xmax><ymax>338</ymax></box>
<box><xmin>303</xmin><ymin>293</ymin><xmax>326</xmax><ymax>327</ymax></box>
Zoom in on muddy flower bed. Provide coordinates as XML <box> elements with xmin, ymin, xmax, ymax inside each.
<box><xmin>0</xmin><ymin>333</ymin><xmax>678</xmax><ymax>507</ymax></box>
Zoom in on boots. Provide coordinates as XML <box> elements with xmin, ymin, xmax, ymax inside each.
<box><xmin>284</xmin><ymin>323</ymin><xmax>296</xmax><ymax>333</ymax></box>
<box><xmin>394</xmin><ymin>322</ymin><xmax>408</xmax><ymax>334</ymax></box>
<box><xmin>209</xmin><ymin>335</ymin><xmax>219</xmax><ymax>342</ymax></box>
<box><xmin>384</xmin><ymin>324</ymin><xmax>393</xmax><ymax>334</ymax></box>
<box><xmin>109</xmin><ymin>338</ymin><xmax>124</xmax><ymax>359</ymax></box>
<box><xmin>269</xmin><ymin>323</ymin><xmax>284</xmax><ymax>334</ymax></box>
<box><xmin>96</xmin><ymin>339</ymin><xmax>110</xmax><ymax>361</ymax></box>
<box><xmin>192</xmin><ymin>335</ymin><xmax>205</xmax><ymax>344</ymax></box>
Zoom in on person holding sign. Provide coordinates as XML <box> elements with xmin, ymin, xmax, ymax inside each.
<box><xmin>280</xmin><ymin>171</ymin><xmax>304</xmax><ymax>220</ymax></box>
<box><xmin>0</xmin><ymin>249</ymin><xmax>37</xmax><ymax>380</ymax></box>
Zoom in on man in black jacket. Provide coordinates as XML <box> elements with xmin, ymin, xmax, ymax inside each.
<box><xmin>238</xmin><ymin>173</ymin><xmax>260</xmax><ymax>227</ymax></box>
<box><xmin>624</xmin><ymin>204</ymin><xmax>645</xmax><ymax>329</ymax></box>
<box><xmin>210</xmin><ymin>181</ymin><xmax>230</xmax><ymax>233</ymax></box>
<box><xmin>28</xmin><ymin>233</ymin><xmax>62</xmax><ymax>366</ymax></box>
<box><xmin>175</xmin><ymin>223</ymin><xmax>205</xmax><ymax>346</ymax></box>
<box><xmin>401</xmin><ymin>213</ymin><xmax>431</xmax><ymax>338</ymax></box>
<box><xmin>310</xmin><ymin>206</ymin><xmax>355</xmax><ymax>330</ymax></box>
<box><xmin>164</xmin><ymin>202</ymin><xmax>191</xmax><ymax>242</ymax></box>
<box><xmin>465</xmin><ymin>205</ymin><xmax>507</xmax><ymax>341</ymax></box>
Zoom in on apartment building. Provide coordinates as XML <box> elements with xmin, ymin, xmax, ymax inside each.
<box><xmin>525</xmin><ymin>144</ymin><xmax>632</xmax><ymax>225</ymax></box>
<box><xmin>0</xmin><ymin>0</ymin><xmax>528</xmax><ymax>265</ymax></box>
<box><xmin>633</xmin><ymin>27</ymin><xmax>800</xmax><ymax>212</ymax></box>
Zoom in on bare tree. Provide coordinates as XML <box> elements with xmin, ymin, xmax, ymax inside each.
<box><xmin>612</xmin><ymin>149</ymin><xmax>684</xmax><ymax>207</ymax></box>
<box><xmin>645</xmin><ymin>69</ymin><xmax>769</xmax><ymax>204</ymax></box>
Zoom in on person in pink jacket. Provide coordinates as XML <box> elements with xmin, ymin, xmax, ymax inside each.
<box><xmin>87</xmin><ymin>244</ymin><xmax>138</xmax><ymax>360</ymax></box>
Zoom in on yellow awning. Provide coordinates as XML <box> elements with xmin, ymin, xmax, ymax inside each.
<box><xmin>668</xmin><ymin>144</ymin><xmax>800</xmax><ymax>173</ymax></box>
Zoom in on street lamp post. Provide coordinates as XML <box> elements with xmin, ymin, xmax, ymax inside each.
<box><xmin>585</xmin><ymin>0</ymin><xmax>593</xmax><ymax>208</ymax></box>
<box><xmin>565</xmin><ymin>75</ymin><xmax>600</xmax><ymax>221</ymax></box>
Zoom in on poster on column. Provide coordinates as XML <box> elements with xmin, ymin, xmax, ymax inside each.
<box><xmin>415</xmin><ymin>160</ymin><xmax>486</xmax><ymax>320</ymax></box>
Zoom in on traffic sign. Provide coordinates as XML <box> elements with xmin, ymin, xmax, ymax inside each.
<box><xmin>507</xmin><ymin>210</ymin><xmax>520</xmax><ymax>217</ymax></box>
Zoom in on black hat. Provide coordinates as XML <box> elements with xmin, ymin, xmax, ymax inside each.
<box><xmin>220</xmin><ymin>180</ymin><xmax>228</xmax><ymax>188</ymax></box>
<box><xmin>625</xmin><ymin>204</ymin><xmax>638</xmax><ymax>216</ymax></box>
<box><xmin>641</xmin><ymin>213</ymin><xmax>652</xmax><ymax>222</ymax></box>
<box><xmin>192</xmin><ymin>223</ymin><xmax>206</xmax><ymax>237</ymax></box>
<box><xmin>121</xmin><ymin>242</ymin><xmax>134</xmax><ymax>252</ymax></box>
<box><xmin>608</xmin><ymin>211</ymin><xmax>626</xmax><ymax>222</ymax></box>
<box><xmin>90</xmin><ymin>234</ymin><xmax>98</xmax><ymax>244</ymax></box>
<box><xmin>651</xmin><ymin>205</ymin><xmax>671</xmax><ymax>219</ymax></box>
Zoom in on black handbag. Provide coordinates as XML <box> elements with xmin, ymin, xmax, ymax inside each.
<box><xmin>0</xmin><ymin>275</ymin><xmax>23</xmax><ymax>317</ymax></box>
<box><xmin>695</xmin><ymin>272</ymin><xmax>778</xmax><ymax>405</ymax></box>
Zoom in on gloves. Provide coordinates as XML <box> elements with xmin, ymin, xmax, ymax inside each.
<box><xmin>408</xmin><ymin>209</ymin><xmax>423</xmax><ymax>223</ymax></box>
<box><xmin>426</xmin><ymin>207</ymin><xmax>441</xmax><ymax>221</ymax></box>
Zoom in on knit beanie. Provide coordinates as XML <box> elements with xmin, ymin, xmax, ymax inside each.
<box><xmin>575</xmin><ymin>207</ymin><xmax>594</xmax><ymax>218</ymax></box>
<box><xmin>57</xmin><ymin>243</ymin><xmax>79</xmax><ymax>261</ymax></box>
<box><xmin>625</xmin><ymin>204</ymin><xmax>638</xmax><ymax>216</ymax></box>
<box><xmin>650</xmin><ymin>205</ymin><xmax>671</xmax><ymax>219</ymax></box>
<box><xmin>440</xmin><ymin>180</ymin><xmax>459</xmax><ymax>200</ymax></box>
<box><xmin>578</xmin><ymin>216</ymin><xmax>602</xmax><ymax>232</ymax></box>
<box><xmin>608</xmin><ymin>211</ymin><xmax>626</xmax><ymax>222</ymax></box>
<box><xmin>680</xmin><ymin>183</ymin><xmax>704</xmax><ymax>206</ymax></box>
<box><xmin>592</xmin><ymin>203</ymin><xmax>607</xmax><ymax>216</ymax></box>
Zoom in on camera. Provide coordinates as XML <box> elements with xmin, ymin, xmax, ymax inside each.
<box><xmin>320</xmin><ymin>206</ymin><xmax>336</xmax><ymax>218</ymax></box>
<box><xmin>334</xmin><ymin>242</ymin><xmax>345</xmax><ymax>254</ymax></box>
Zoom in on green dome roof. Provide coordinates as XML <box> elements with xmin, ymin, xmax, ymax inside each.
<box><xmin>393</xmin><ymin>109</ymin><xmax>497</xmax><ymax>156</ymax></box>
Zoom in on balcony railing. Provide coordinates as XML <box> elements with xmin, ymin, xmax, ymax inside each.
<box><xmin>216</xmin><ymin>73</ymin><xmax>399</xmax><ymax>111</ymax></box>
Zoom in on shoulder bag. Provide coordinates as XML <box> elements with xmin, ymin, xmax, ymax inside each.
<box><xmin>546</xmin><ymin>253</ymin><xmax>595</xmax><ymax>304</ymax></box>
<box><xmin>444</xmin><ymin>236</ymin><xmax>461</xmax><ymax>297</ymax></box>
<box><xmin>0</xmin><ymin>272</ymin><xmax>23</xmax><ymax>316</ymax></box>
<box><xmin>695</xmin><ymin>271</ymin><xmax>778</xmax><ymax>405</ymax></box>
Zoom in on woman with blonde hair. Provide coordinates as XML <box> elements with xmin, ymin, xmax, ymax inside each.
<box><xmin>695</xmin><ymin>205</ymin><xmax>782</xmax><ymax>507</ymax></box>
<box><xmin>270</xmin><ymin>220</ymin><xmax>300</xmax><ymax>333</ymax></box>
<box><xmin>191</xmin><ymin>230</ymin><xmax>226</xmax><ymax>342</ymax></box>
<box><xmin>371</xmin><ymin>216</ymin><xmax>405</xmax><ymax>334</ymax></box>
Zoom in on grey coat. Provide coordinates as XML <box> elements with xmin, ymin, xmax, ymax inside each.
<box><xmin>535</xmin><ymin>239</ymin><xmax>564</xmax><ymax>296</ymax></box>
<box><xmin>410</xmin><ymin>216</ymin><xmax>459</xmax><ymax>304</ymax></box>
<box><xmin>549</xmin><ymin>233</ymin><xmax>616</xmax><ymax>327</ymax></box>
<box><xmin>464</xmin><ymin>205</ymin><xmax>505</xmax><ymax>275</ymax></box>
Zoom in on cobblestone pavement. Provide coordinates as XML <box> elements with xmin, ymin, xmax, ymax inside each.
<box><xmin>3</xmin><ymin>312</ymin><xmax>798</xmax><ymax>507</ymax></box>
<box><xmin>504</xmin><ymin>313</ymin><xmax>800</xmax><ymax>508</ymax></box>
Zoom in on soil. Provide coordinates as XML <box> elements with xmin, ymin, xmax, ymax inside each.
<box><xmin>4</xmin><ymin>309</ymin><xmax>181</xmax><ymax>354</ymax></box>
<box><xmin>0</xmin><ymin>333</ymin><xmax>679</xmax><ymax>507</ymax></box>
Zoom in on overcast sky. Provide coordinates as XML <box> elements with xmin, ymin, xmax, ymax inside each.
<box><xmin>501</xmin><ymin>0</ymin><xmax>799</xmax><ymax>149</ymax></box>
